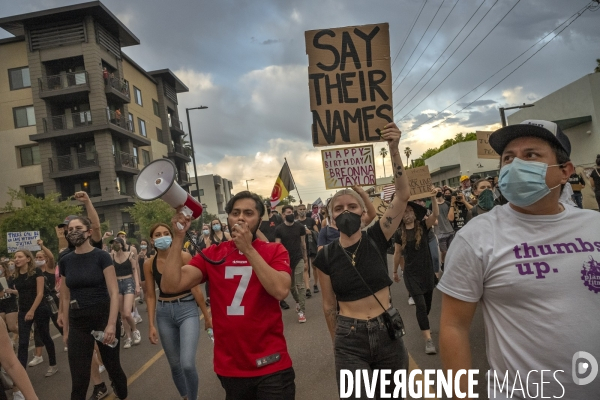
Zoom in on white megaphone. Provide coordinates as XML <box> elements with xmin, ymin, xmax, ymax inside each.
<box><xmin>135</xmin><ymin>159</ymin><xmax>202</xmax><ymax>229</ymax></box>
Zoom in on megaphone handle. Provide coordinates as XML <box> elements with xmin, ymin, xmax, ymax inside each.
<box><xmin>176</xmin><ymin>206</ymin><xmax>194</xmax><ymax>230</ymax></box>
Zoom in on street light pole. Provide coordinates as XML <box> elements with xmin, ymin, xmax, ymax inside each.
<box><xmin>499</xmin><ymin>103</ymin><xmax>534</xmax><ymax>127</ymax></box>
<box><xmin>245</xmin><ymin>179</ymin><xmax>254</xmax><ymax>190</ymax></box>
<box><xmin>185</xmin><ymin>106</ymin><xmax>208</xmax><ymax>205</ymax></box>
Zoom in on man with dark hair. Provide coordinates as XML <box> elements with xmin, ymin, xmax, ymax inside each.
<box><xmin>275</xmin><ymin>205</ymin><xmax>308</xmax><ymax>323</ymax></box>
<box><xmin>567</xmin><ymin>171</ymin><xmax>586</xmax><ymax>209</ymax></box>
<box><xmin>439</xmin><ymin>120</ymin><xmax>600</xmax><ymax>398</ymax></box>
<box><xmin>162</xmin><ymin>191</ymin><xmax>296</xmax><ymax>399</ymax></box>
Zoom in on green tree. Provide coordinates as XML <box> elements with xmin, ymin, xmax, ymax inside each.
<box><xmin>0</xmin><ymin>190</ymin><xmax>81</xmax><ymax>256</ymax></box>
<box><xmin>124</xmin><ymin>200</ymin><xmax>174</xmax><ymax>239</ymax></box>
<box><xmin>278</xmin><ymin>195</ymin><xmax>296</xmax><ymax>206</ymax></box>
<box><xmin>379</xmin><ymin>147</ymin><xmax>388</xmax><ymax>176</ymax></box>
<box><xmin>404</xmin><ymin>147</ymin><xmax>412</xmax><ymax>166</ymax></box>
<box><xmin>595</xmin><ymin>58</ymin><xmax>600</xmax><ymax>73</ymax></box>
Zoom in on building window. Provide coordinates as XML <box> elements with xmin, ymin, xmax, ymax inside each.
<box><xmin>13</xmin><ymin>106</ymin><xmax>35</xmax><ymax>128</ymax></box>
<box><xmin>8</xmin><ymin>67</ymin><xmax>31</xmax><ymax>90</ymax></box>
<box><xmin>138</xmin><ymin>118</ymin><xmax>147</xmax><ymax>137</ymax></box>
<box><xmin>116</xmin><ymin>176</ymin><xmax>127</xmax><ymax>195</ymax></box>
<box><xmin>142</xmin><ymin>149</ymin><xmax>150</xmax><ymax>165</ymax></box>
<box><xmin>152</xmin><ymin>99</ymin><xmax>160</xmax><ymax>116</ymax></box>
<box><xmin>448</xmin><ymin>177</ymin><xmax>460</xmax><ymax>188</ymax></box>
<box><xmin>19</xmin><ymin>146</ymin><xmax>40</xmax><ymax>167</ymax></box>
<box><xmin>22</xmin><ymin>184</ymin><xmax>44</xmax><ymax>199</ymax></box>
<box><xmin>134</xmin><ymin>86</ymin><xmax>142</xmax><ymax>105</ymax></box>
<box><xmin>128</xmin><ymin>113</ymin><xmax>134</xmax><ymax>132</ymax></box>
<box><xmin>156</xmin><ymin>127</ymin><xmax>166</xmax><ymax>144</ymax></box>
<box><xmin>198</xmin><ymin>189</ymin><xmax>204</xmax><ymax>197</ymax></box>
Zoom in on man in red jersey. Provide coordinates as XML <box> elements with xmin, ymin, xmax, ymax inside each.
<box><xmin>162</xmin><ymin>191</ymin><xmax>295</xmax><ymax>399</ymax></box>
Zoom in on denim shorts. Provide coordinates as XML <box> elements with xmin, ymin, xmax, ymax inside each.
<box><xmin>117</xmin><ymin>277</ymin><xmax>135</xmax><ymax>295</ymax></box>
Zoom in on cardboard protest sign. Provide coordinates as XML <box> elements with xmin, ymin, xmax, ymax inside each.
<box><xmin>321</xmin><ymin>145</ymin><xmax>376</xmax><ymax>189</ymax></box>
<box><xmin>7</xmin><ymin>231</ymin><xmax>41</xmax><ymax>253</ymax></box>
<box><xmin>371</xmin><ymin>196</ymin><xmax>388</xmax><ymax>221</ymax></box>
<box><xmin>305</xmin><ymin>23</ymin><xmax>393</xmax><ymax>147</ymax></box>
<box><xmin>477</xmin><ymin>131</ymin><xmax>499</xmax><ymax>159</ymax></box>
<box><xmin>406</xmin><ymin>166</ymin><xmax>433</xmax><ymax>201</ymax></box>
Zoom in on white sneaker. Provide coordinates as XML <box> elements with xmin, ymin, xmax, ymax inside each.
<box><xmin>132</xmin><ymin>330</ymin><xmax>141</xmax><ymax>345</ymax></box>
<box><xmin>99</xmin><ymin>364</ymin><xmax>106</xmax><ymax>373</ymax></box>
<box><xmin>298</xmin><ymin>312</ymin><xmax>306</xmax><ymax>323</ymax></box>
<box><xmin>12</xmin><ymin>391</ymin><xmax>25</xmax><ymax>400</ymax></box>
<box><xmin>45</xmin><ymin>365</ymin><xmax>58</xmax><ymax>377</ymax></box>
<box><xmin>408</xmin><ymin>297</ymin><xmax>415</xmax><ymax>306</ymax></box>
<box><xmin>64</xmin><ymin>346</ymin><xmax>68</xmax><ymax>352</ymax></box>
<box><xmin>134</xmin><ymin>314</ymin><xmax>142</xmax><ymax>324</ymax></box>
<box><xmin>123</xmin><ymin>338</ymin><xmax>132</xmax><ymax>349</ymax></box>
<box><xmin>28</xmin><ymin>355</ymin><xmax>43</xmax><ymax>367</ymax></box>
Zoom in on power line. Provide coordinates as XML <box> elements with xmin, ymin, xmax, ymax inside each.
<box><xmin>396</xmin><ymin>0</ymin><xmax>523</xmax><ymax>121</ymax></box>
<box><xmin>391</xmin><ymin>0</ymin><xmax>428</xmax><ymax>67</ymax></box>
<box><xmin>392</xmin><ymin>0</ymin><xmax>461</xmax><ymax>94</ymax></box>
<box><xmin>406</xmin><ymin>2</ymin><xmax>593</xmax><ymax>134</ymax></box>
<box><xmin>392</xmin><ymin>0</ymin><xmax>447</xmax><ymax>88</ymax></box>
<box><xmin>392</xmin><ymin>0</ymin><xmax>488</xmax><ymax>108</ymax></box>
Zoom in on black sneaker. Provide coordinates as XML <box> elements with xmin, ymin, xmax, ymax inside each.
<box><xmin>313</xmin><ymin>285</ymin><xmax>320</xmax><ymax>293</ymax></box>
<box><xmin>280</xmin><ymin>300</ymin><xmax>290</xmax><ymax>310</ymax></box>
<box><xmin>88</xmin><ymin>383</ymin><xmax>108</xmax><ymax>400</ymax></box>
<box><xmin>306</xmin><ymin>289</ymin><xmax>312</xmax><ymax>298</ymax></box>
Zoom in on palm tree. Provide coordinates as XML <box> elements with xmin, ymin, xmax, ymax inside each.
<box><xmin>379</xmin><ymin>147</ymin><xmax>388</xmax><ymax>176</ymax></box>
<box><xmin>595</xmin><ymin>58</ymin><xmax>600</xmax><ymax>73</ymax></box>
<box><xmin>404</xmin><ymin>147</ymin><xmax>412</xmax><ymax>167</ymax></box>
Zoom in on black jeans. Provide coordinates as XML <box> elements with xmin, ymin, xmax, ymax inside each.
<box><xmin>335</xmin><ymin>314</ymin><xmax>409</xmax><ymax>399</ymax></box>
<box><xmin>34</xmin><ymin>311</ymin><xmax>63</xmax><ymax>347</ymax></box>
<box><xmin>68</xmin><ymin>302</ymin><xmax>127</xmax><ymax>400</ymax></box>
<box><xmin>218</xmin><ymin>367</ymin><xmax>295</xmax><ymax>400</ymax></box>
<box><xmin>413</xmin><ymin>290</ymin><xmax>434</xmax><ymax>331</ymax></box>
<box><xmin>17</xmin><ymin>306</ymin><xmax>56</xmax><ymax>368</ymax></box>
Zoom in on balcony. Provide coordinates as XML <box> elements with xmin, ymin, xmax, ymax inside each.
<box><xmin>168</xmin><ymin>143</ymin><xmax>191</xmax><ymax>162</ymax></box>
<box><xmin>105</xmin><ymin>77</ymin><xmax>130</xmax><ymax>104</ymax></box>
<box><xmin>39</xmin><ymin>72</ymin><xmax>90</xmax><ymax>100</ymax></box>
<box><xmin>114</xmin><ymin>151</ymin><xmax>139</xmax><ymax>174</ymax></box>
<box><xmin>48</xmin><ymin>152</ymin><xmax>100</xmax><ymax>179</ymax></box>
<box><xmin>169</xmin><ymin>116</ymin><xmax>185</xmax><ymax>136</ymax></box>
<box><xmin>216</xmin><ymin>193</ymin><xmax>225</xmax><ymax>203</ymax></box>
<box><xmin>32</xmin><ymin>108</ymin><xmax>150</xmax><ymax>146</ymax></box>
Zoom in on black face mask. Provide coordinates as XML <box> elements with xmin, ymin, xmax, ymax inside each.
<box><xmin>285</xmin><ymin>214</ymin><xmax>295</xmax><ymax>223</ymax></box>
<box><xmin>335</xmin><ymin>211</ymin><xmax>362</xmax><ymax>237</ymax></box>
<box><xmin>444</xmin><ymin>195</ymin><xmax>452</xmax><ymax>202</ymax></box>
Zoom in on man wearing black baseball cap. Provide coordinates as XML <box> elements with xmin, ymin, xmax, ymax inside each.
<box><xmin>438</xmin><ymin>120</ymin><xmax>600</xmax><ymax>398</ymax></box>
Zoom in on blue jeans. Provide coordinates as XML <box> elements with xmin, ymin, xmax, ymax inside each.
<box><xmin>335</xmin><ymin>314</ymin><xmax>409</xmax><ymax>399</ymax></box>
<box><xmin>156</xmin><ymin>296</ymin><xmax>200</xmax><ymax>399</ymax></box>
<box><xmin>428</xmin><ymin>236</ymin><xmax>440</xmax><ymax>273</ymax></box>
<box><xmin>572</xmin><ymin>192</ymin><xmax>583</xmax><ymax>209</ymax></box>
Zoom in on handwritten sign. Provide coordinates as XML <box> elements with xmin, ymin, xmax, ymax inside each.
<box><xmin>321</xmin><ymin>145</ymin><xmax>376</xmax><ymax>189</ymax></box>
<box><xmin>7</xmin><ymin>231</ymin><xmax>41</xmax><ymax>253</ymax></box>
<box><xmin>305</xmin><ymin>23</ymin><xmax>393</xmax><ymax>146</ymax></box>
<box><xmin>371</xmin><ymin>196</ymin><xmax>388</xmax><ymax>221</ymax></box>
<box><xmin>477</xmin><ymin>131</ymin><xmax>499</xmax><ymax>159</ymax></box>
<box><xmin>406</xmin><ymin>166</ymin><xmax>433</xmax><ymax>201</ymax></box>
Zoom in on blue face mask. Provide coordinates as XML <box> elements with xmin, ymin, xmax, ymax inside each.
<box><xmin>153</xmin><ymin>236</ymin><xmax>172</xmax><ymax>250</ymax></box>
<box><xmin>202</xmin><ymin>229</ymin><xmax>210</xmax><ymax>236</ymax></box>
<box><xmin>213</xmin><ymin>224</ymin><xmax>221</xmax><ymax>232</ymax></box>
<box><xmin>140</xmin><ymin>245</ymin><xmax>147</xmax><ymax>249</ymax></box>
<box><xmin>498</xmin><ymin>157</ymin><xmax>561</xmax><ymax>207</ymax></box>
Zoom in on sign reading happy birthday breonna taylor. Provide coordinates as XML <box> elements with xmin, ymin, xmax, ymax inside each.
<box><xmin>321</xmin><ymin>145</ymin><xmax>376</xmax><ymax>189</ymax></box>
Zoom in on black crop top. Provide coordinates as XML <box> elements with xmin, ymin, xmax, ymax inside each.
<box><xmin>151</xmin><ymin>255</ymin><xmax>192</xmax><ymax>299</ymax></box>
<box><xmin>313</xmin><ymin>222</ymin><xmax>393</xmax><ymax>302</ymax></box>
<box><xmin>112</xmin><ymin>253</ymin><xmax>133</xmax><ymax>277</ymax></box>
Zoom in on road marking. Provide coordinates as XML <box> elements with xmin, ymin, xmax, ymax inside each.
<box><xmin>104</xmin><ymin>312</ymin><xmax>206</xmax><ymax>399</ymax></box>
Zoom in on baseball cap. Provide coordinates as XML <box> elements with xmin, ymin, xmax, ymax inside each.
<box><xmin>460</xmin><ymin>175</ymin><xmax>469</xmax><ymax>182</ymax></box>
<box><xmin>117</xmin><ymin>231</ymin><xmax>127</xmax><ymax>236</ymax></box>
<box><xmin>489</xmin><ymin>119</ymin><xmax>571</xmax><ymax>157</ymax></box>
<box><xmin>108</xmin><ymin>237</ymin><xmax>125</xmax><ymax>246</ymax></box>
<box><xmin>58</xmin><ymin>215</ymin><xmax>79</xmax><ymax>228</ymax></box>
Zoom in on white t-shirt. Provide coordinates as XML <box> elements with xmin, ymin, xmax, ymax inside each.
<box><xmin>438</xmin><ymin>203</ymin><xmax>600</xmax><ymax>399</ymax></box>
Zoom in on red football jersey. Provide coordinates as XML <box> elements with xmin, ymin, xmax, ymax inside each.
<box><xmin>189</xmin><ymin>239</ymin><xmax>293</xmax><ymax>377</ymax></box>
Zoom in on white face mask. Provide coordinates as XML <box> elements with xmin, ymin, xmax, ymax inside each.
<box><xmin>35</xmin><ymin>260</ymin><xmax>46</xmax><ymax>267</ymax></box>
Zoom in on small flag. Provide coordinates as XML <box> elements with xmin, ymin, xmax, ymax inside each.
<box><xmin>382</xmin><ymin>184</ymin><xmax>395</xmax><ymax>202</ymax></box>
<box><xmin>270</xmin><ymin>161</ymin><xmax>295</xmax><ymax>208</ymax></box>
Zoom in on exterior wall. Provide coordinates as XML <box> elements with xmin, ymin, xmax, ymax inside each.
<box><xmin>425</xmin><ymin>141</ymin><xmax>500</xmax><ymax>187</ymax></box>
<box><xmin>0</xmin><ymin>39</ymin><xmax>43</xmax><ymax>209</ymax></box>
<box><xmin>190</xmin><ymin>174</ymin><xmax>235</xmax><ymax>221</ymax></box>
<box><xmin>507</xmin><ymin>73</ymin><xmax>600</xmax><ymax>167</ymax></box>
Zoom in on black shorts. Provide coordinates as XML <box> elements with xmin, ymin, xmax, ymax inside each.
<box><xmin>0</xmin><ymin>297</ymin><xmax>18</xmax><ymax>314</ymax></box>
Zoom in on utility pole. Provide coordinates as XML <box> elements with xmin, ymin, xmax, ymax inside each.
<box><xmin>186</xmin><ymin>106</ymin><xmax>208</xmax><ymax>204</ymax></box>
<box><xmin>499</xmin><ymin>103</ymin><xmax>534</xmax><ymax>127</ymax></box>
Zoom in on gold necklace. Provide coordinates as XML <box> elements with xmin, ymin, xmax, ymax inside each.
<box><xmin>341</xmin><ymin>236</ymin><xmax>362</xmax><ymax>267</ymax></box>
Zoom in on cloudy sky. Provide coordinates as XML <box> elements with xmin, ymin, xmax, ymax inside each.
<box><xmin>2</xmin><ymin>0</ymin><xmax>599</xmax><ymax>203</ymax></box>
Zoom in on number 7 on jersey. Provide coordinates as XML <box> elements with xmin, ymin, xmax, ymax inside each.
<box><xmin>225</xmin><ymin>266</ymin><xmax>252</xmax><ymax>315</ymax></box>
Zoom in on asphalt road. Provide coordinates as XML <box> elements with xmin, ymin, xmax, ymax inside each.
<box><xmin>9</xmin><ymin>254</ymin><xmax>489</xmax><ymax>400</ymax></box>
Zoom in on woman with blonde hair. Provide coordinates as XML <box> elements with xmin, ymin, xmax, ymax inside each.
<box><xmin>12</xmin><ymin>249</ymin><xmax>57</xmax><ymax>377</ymax></box>
<box><xmin>314</xmin><ymin>123</ymin><xmax>411</xmax><ymax>398</ymax></box>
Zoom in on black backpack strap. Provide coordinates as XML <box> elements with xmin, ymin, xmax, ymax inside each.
<box><xmin>323</xmin><ymin>242</ymin><xmax>330</xmax><ymax>265</ymax></box>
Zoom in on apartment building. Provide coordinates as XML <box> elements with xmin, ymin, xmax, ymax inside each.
<box><xmin>190</xmin><ymin>175</ymin><xmax>234</xmax><ymax>221</ymax></box>
<box><xmin>0</xmin><ymin>1</ymin><xmax>192</xmax><ymax>235</ymax></box>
